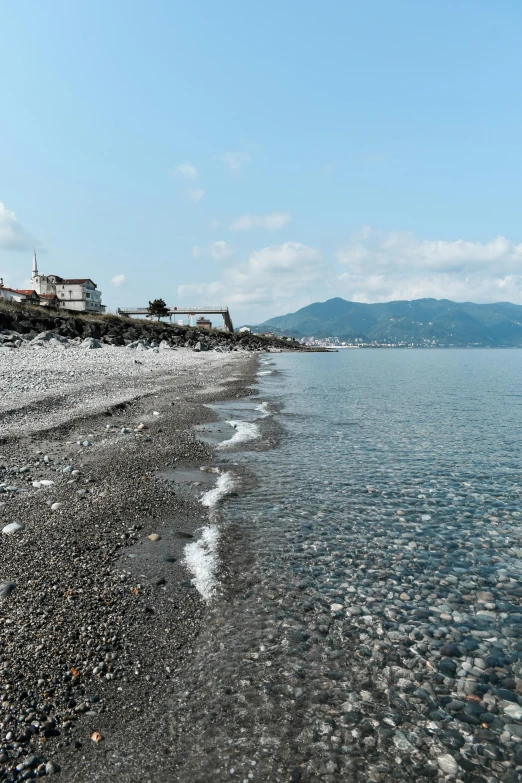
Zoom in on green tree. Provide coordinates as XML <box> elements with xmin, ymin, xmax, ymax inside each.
<box><xmin>147</xmin><ymin>298</ymin><xmax>170</xmax><ymax>321</ymax></box>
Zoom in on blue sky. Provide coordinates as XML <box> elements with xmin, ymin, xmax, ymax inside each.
<box><xmin>2</xmin><ymin>0</ymin><xmax>522</xmax><ymax>324</ymax></box>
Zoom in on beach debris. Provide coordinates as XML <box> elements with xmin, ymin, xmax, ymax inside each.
<box><xmin>148</xmin><ymin>533</ymin><xmax>161</xmax><ymax>541</ymax></box>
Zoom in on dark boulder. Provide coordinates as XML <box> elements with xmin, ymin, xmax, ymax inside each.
<box><xmin>82</xmin><ymin>322</ymin><xmax>102</xmax><ymax>339</ymax></box>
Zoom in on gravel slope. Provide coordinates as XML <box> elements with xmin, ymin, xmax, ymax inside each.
<box><xmin>0</xmin><ymin>343</ymin><xmax>258</xmax><ymax>781</ymax></box>
<box><xmin>0</xmin><ymin>340</ymin><xmax>243</xmax><ymax>438</ymax></box>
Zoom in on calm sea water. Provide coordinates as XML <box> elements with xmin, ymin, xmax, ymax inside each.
<box><xmin>173</xmin><ymin>350</ymin><xmax>522</xmax><ymax>783</ymax></box>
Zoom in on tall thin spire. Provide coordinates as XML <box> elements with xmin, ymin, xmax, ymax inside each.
<box><xmin>32</xmin><ymin>248</ymin><xmax>38</xmax><ymax>278</ymax></box>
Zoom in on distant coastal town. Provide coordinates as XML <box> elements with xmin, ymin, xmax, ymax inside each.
<box><xmin>298</xmin><ymin>336</ymin><xmax>458</xmax><ymax>348</ymax></box>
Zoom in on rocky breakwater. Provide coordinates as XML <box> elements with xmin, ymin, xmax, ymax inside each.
<box><xmin>0</xmin><ymin>305</ymin><xmax>304</xmax><ymax>353</ymax></box>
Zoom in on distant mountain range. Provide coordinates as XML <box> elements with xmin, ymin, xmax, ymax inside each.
<box><xmin>254</xmin><ymin>297</ymin><xmax>522</xmax><ymax>346</ymax></box>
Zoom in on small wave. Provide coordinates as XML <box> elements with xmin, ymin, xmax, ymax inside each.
<box><xmin>200</xmin><ymin>471</ymin><xmax>236</xmax><ymax>507</ymax></box>
<box><xmin>183</xmin><ymin>525</ymin><xmax>220</xmax><ymax>600</ymax></box>
<box><xmin>216</xmin><ymin>420</ymin><xmax>261</xmax><ymax>450</ymax></box>
<box><xmin>255</xmin><ymin>401</ymin><xmax>271</xmax><ymax>418</ymax></box>
<box><xmin>258</xmin><ymin>370</ymin><xmax>273</xmax><ymax>376</ymax></box>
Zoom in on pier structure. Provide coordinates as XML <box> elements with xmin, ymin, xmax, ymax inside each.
<box><xmin>117</xmin><ymin>305</ymin><xmax>234</xmax><ymax>332</ymax></box>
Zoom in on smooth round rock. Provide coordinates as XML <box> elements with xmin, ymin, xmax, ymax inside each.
<box><xmin>440</xmin><ymin>642</ymin><xmax>461</xmax><ymax>657</ymax></box>
<box><xmin>0</xmin><ymin>582</ymin><xmax>17</xmax><ymax>600</ymax></box>
<box><xmin>504</xmin><ymin>703</ymin><xmax>522</xmax><ymax>721</ymax></box>
<box><xmin>437</xmin><ymin>754</ymin><xmax>458</xmax><ymax>775</ymax></box>
<box><xmin>2</xmin><ymin>522</ymin><xmax>24</xmax><ymax>535</ymax></box>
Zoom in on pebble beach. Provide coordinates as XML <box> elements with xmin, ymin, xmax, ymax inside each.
<box><xmin>0</xmin><ymin>334</ymin><xmax>259</xmax><ymax>781</ymax></box>
<box><xmin>3</xmin><ymin>330</ymin><xmax>522</xmax><ymax>783</ymax></box>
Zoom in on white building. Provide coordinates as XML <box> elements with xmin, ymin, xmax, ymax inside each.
<box><xmin>238</xmin><ymin>326</ymin><xmax>251</xmax><ymax>333</ymax></box>
<box><xmin>31</xmin><ymin>251</ymin><xmax>105</xmax><ymax>313</ymax></box>
<box><xmin>0</xmin><ymin>280</ymin><xmax>40</xmax><ymax>305</ymax></box>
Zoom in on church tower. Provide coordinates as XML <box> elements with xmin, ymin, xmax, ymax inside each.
<box><xmin>31</xmin><ymin>249</ymin><xmax>43</xmax><ymax>294</ymax></box>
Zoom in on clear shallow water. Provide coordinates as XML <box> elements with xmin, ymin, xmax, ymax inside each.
<box><xmin>172</xmin><ymin>350</ymin><xmax>522</xmax><ymax>783</ymax></box>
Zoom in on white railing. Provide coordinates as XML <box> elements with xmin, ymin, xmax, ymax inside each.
<box><xmin>119</xmin><ymin>305</ymin><xmax>229</xmax><ymax>311</ymax></box>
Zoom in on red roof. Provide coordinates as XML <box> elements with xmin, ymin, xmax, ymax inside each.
<box><xmin>42</xmin><ymin>276</ymin><xmax>98</xmax><ymax>287</ymax></box>
<box><xmin>39</xmin><ymin>293</ymin><xmax>59</xmax><ymax>300</ymax></box>
<box><xmin>60</xmin><ymin>278</ymin><xmax>96</xmax><ymax>286</ymax></box>
<box><xmin>0</xmin><ymin>287</ymin><xmax>38</xmax><ymax>297</ymax></box>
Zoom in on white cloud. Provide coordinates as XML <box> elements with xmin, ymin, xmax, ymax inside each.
<box><xmin>178</xmin><ymin>242</ymin><xmax>323</xmax><ymax>320</ymax></box>
<box><xmin>188</xmin><ymin>189</ymin><xmax>205</xmax><ymax>201</ymax></box>
<box><xmin>209</xmin><ymin>241</ymin><xmax>233</xmax><ymax>260</ymax></box>
<box><xmin>336</xmin><ymin>228</ymin><xmax>522</xmax><ymax>303</ymax></box>
<box><xmin>178</xmin><ymin>227</ymin><xmax>522</xmax><ymax>324</ymax></box>
<box><xmin>111</xmin><ymin>274</ymin><xmax>126</xmax><ymax>287</ymax></box>
<box><xmin>171</xmin><ymin>162</ymin><xmax>205</xmax><ymax>200</ymax></box>
<box><xmin>229</xmin><ymin>212</ymin><xmax>291</xmax><ymax>232</ymax></box>
<box><xmin>215</xmin><ymin>151</ymin><xmax>251</xmax><ymax>172</ymax></box>
<box><xmin>173</xmin><ymin>161</ymin><xmax>198</xmax><ymax>180</ymax></box>
<box><xmin>247</xmin><ymin>242</ymin><xmax>321</xmax><ymax>275</ymax></box>
<box><xmin>191</xmin><ymin>242</ymin><xmax>234</xmax><ymax>261</ymax></box>
<box><xmin>178</xmin><ymin>279</ymin><xmax>270</xmax><ymax>308</ymax></box>
<box><xmin>0</xmin><ymin>203</ymin><xmax>37</xmax><ymax>251</ymax></box>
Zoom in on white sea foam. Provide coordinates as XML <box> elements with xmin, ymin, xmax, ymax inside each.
<box><xmin>216</xmin><ymin>420</ymin><xmax>261</xmax><ymax>450</ymax></box>
<box><xmin>258</xmin><ymin>370</ymin><xmax>273</xmax><ymax>375</ymax></box>
<box><xmin>255</xmin><ymin>401</ymin><xmax>271</xmax><ymax>418</ymax></box>
<box><xmin>183</xmin><ymin>525</ymin><xmax>220</xmax><ymax>600</ymax></box>
<box><xmin>200</xmin><ymin>471</ymin><xmax>236</xmax><ymax>507</ymax></box>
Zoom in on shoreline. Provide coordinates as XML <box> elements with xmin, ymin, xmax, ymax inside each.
<box><xmin>0</xmin><ymin>346</ymin><xmax>260</xmax><ymax>781</ymax></box>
